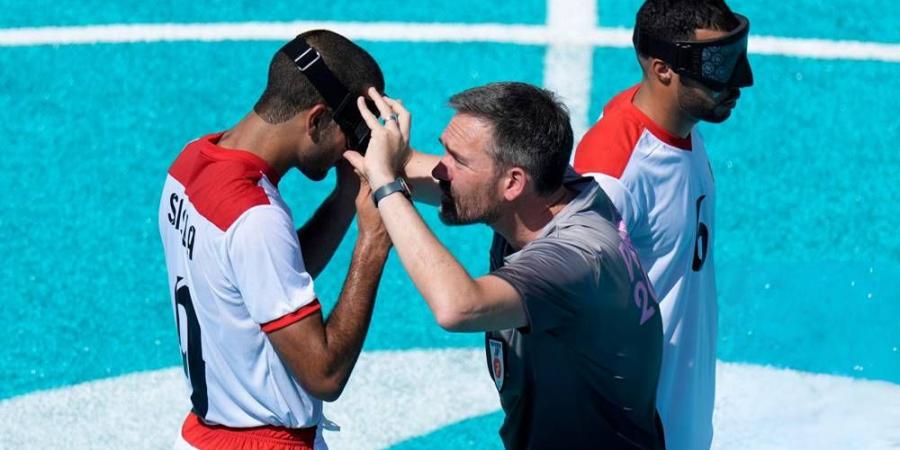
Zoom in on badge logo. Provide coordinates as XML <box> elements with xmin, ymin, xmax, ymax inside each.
<box><xmin>489</xmin><ymin>339</ymin><xmax>504</xmax><ymax>391</ymax></box>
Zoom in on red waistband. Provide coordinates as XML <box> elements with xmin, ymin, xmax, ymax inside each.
<box><xmin>182</xmin><ymin>412</ymin><xmax>316</xmax><ymax>449</ymax></box>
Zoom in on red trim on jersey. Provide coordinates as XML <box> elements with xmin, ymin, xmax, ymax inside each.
<box><xmin>168</xmin><ymin>133</ymin><xmax>283</xmax><ymax>231</ymax></box>
<box><xmin>574</xmin><ymin>84</ymin><xmax>692</xmax><ymax>179</ymax></box>
<box><xmin>261</xmin><ymin>300</ymin><xmax>322</xmax><ymax>333</ymax></box>
<box><xmin>181</xmin><ymin>412</ymin><xmax>316</xmax><ymax>449</ymax></box>
<box><xmin>623</xmin><ymin>87</ymin><xmax>693</xmax><ymax>151</ymax></box>
<box><xmin>574</xmin><ymin>99</ymin><xmax>645</xmax><ymax>178</ymax></box>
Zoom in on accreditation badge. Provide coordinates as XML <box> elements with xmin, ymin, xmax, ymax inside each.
<box><xmin>488</xmin><ymin>338</ymin><xmax>505</xmax><ymax>391</ymax></box>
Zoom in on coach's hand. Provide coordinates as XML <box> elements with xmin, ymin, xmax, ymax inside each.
<box><xmin>344</xmin><ymin>87</ymin><xmax>411</xmax><ymax>189</ymax></box>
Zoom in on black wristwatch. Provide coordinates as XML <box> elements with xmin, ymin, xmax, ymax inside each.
<box><xmin>372</xmin><ymin>177</ymin><xmax>412</xmax><ymax>206</ymax></box>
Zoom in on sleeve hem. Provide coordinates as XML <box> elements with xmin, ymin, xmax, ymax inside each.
<box><xmin>489</xmin><ymin>271</ymin><xmax>533</xmax><ymax>334</ymax></box>
<box><xmin>261</xmin><ymin>299</ymin><xmax>322</xmax><ymax>333</ymax></box>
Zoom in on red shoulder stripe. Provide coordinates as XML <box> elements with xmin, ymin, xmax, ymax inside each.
<box><xmin>168</xmin><ymin>133</ymin><xmax>279</xmax><ymax>231</ymax></box>
<box><xmin>261</xmin><ymin>300</ymin><xmax>322</xmax><ymax>333</ymax></box>
<box><xmin>573</xmin><ymin>109</ymin><xmax>644</xmax><ymax>179</ymax></box>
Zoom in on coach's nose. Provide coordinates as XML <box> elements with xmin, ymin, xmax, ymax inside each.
<box><xmin>432</xmin><ymin>159</ymin><xmax>450</xmax><ymax>182</ymax></box>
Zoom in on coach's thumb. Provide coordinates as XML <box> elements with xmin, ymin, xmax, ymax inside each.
<box><xmin>343</xmin><ymin>151</ymin><xmax>367</xmax><ymax>179</ymax></box>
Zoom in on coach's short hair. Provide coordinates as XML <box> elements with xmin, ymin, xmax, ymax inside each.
<box><xmin>635</xmin><ymin>0</ymin><xmax>740</xmax><ymax>54</ymax></box>
<box><xmin>449</xmin><ymin>82</ymin><xmax>573</xmax><ymax>196</ymax></box>
<box><xmin>254</xmin><ymin>29</ymin><xmax>385</xmax><ymax>124</ymax></box>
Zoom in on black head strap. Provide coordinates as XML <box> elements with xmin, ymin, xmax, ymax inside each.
<box><xmin>280</xmin><ymin>36</ymin><xmax>378</xmax><ymax>151</ymax></box>
<box><xmin>280</xmin><ymin>37</ymin><xmax>354</xmax><ymax>117</ymax></box>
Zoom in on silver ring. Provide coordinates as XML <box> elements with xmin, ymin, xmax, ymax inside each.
<box><xmin>377</xmin><ymin>117</ymin><xmax>387</xmax><ymax>126</ymax></box>
<box><xmin>388</xmin><ymin>113</ymin><xmax>399</xmax><ymax>122</ymax></box>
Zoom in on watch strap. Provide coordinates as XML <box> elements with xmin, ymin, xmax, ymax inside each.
<box><xmin>372</xmin><ymin>178</ymin><xmax>411</xmax><ymax>206</ymax></box>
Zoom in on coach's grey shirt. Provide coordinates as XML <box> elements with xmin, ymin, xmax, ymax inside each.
<box><xmin>486</xmin><ymin>175</ymin><xmax>664</xmax><ymax>450</ymax></box>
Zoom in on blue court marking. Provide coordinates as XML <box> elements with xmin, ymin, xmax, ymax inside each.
<box><xmin>596</xmin><ymin>0</ymin><xmax>900</xmax><ymax>43</ymax></box>
<box><xmin>0</xmin><ymin>6</ymin><xmax>898</xmax><ymax>450</ymax></box>
<box><xmin>718</xmin><ymin>261</ymin><xmax>900</xmax><ymax>382</ymax></box>
<box><xmin>0</xmin><ymin>0</ymin><xmax>545</xmax><ymax>28</ymax></box>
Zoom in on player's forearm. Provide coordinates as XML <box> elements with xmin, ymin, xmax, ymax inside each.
<box><xmin>404</xmin><ymin>150</ymin><xmax>441</xmax><ymax>205</ymax></box>
<box><xmin>374</xmin><ymin>192</ymin><xmax>481</xmax><ymax>327</ymax></box>
<box><xmin>319</xmin><ymin>234</ymin><xmax>390</xmax><ymax>398</ymax></box>
<box><xmin>297</xmin><ymin>188</ymin><xmax>356</xmax><ymax>278</ymax></box>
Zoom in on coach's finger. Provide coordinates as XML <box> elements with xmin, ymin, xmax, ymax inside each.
<box><xmin>366</xmin><ymin>88</ymin><xmax>400</xmax><ymax>130</ymax></box>
<box><xmin>342</xmin><ymin>151</ymin><xmax>368</xmax><ymax>181</ymax></box>
<box><xmin>383</xmin><ymin>97</ymin><xmax>410</xmax><ymax>140</ymax></box>
<box><xmin>357</xmin><ymin>96</ymin><xmax>381</xmax><ymax>130</ymax></box>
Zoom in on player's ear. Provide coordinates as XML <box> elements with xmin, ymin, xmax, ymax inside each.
<box><xmin>306</xmin><ymin>103</ymin><xmax>329</xmax><ymax>144</ymax></box>
<box><xmin>501</xmin><ymin>166</ymin><xmax>527</xmax><ymax>201</ymax></box>
<box><xmin>650</xmin><ymin>58</ymin><xmax>673</xmax><ymax>86</ymax></box>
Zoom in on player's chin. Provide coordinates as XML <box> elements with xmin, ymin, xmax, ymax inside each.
<box><xmin>299</xmin><ymin>165</ymin><xmax>330</xmax><ymax>181</ymax></box>
<box><xmin>705</xmin><ymin>106</ymin><xmax>733</xmax><ymax>123</ymax></box>
<box><xmin>313</xmin><ymin>168</ymin><xmax>331</xmax><ymax>181</ymax></box>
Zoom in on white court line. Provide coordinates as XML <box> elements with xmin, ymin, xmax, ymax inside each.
<box><xmin>1</xmin><ymin>21</ymin><xmax>899</xmax><ymax>62</ymax></box>
<box><xmin>544</xmin><ymin>0</ymin><xmax>596</xmax><ymax>140</ymax></box>
<box><xmin>1</xmin><ymin>349</ymin><xmax>899</xmax><ymax>449</ymax></box>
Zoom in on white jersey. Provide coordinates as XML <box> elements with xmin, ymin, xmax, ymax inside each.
<box><xmin>573</xmin><ymin>85</ymin><xmax>717</xmax><ymax>450</ymax></box>
<box><xmin>159</xmin><ymin>132</ymin><xmax>323</xmax><ymax>429</ymax></box>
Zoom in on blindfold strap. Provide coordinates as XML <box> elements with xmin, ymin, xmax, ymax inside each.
<box><xmin>280</xmin><ymin>37</ymin><xmax>354</xmax><ymax>117</ymax></box>
<box><xmin>633</xmin><ymin>14</ymin><xmax>749</xmax><ymax>69</ymax></box>
<box><xmin>634</xmin><ymin>31</ymin><xmax>697</xmax><ymax>73</ymax></box>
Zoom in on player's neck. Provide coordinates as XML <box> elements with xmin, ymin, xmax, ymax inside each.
<box><xmin>633</xmin><ymin>83</ymin><xmax>696</xmax><ymax>139</ymax></box>
<box><xmin>218</xmin><ymin>113</ymin><xmax>299</xmax><ymax>179</ymax></box>
<box><xmin>493</xmin><ymin>187</ymin><xmax>576</xmax><ymax>250</ymax></box>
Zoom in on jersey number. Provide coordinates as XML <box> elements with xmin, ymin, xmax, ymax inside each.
<box><xmin>692</xmin><ymin>195</ymin><xmax>709</xmax><ymax>272</ymax></box>
<box><xmin>174</xmin><ymin>277</ymin><xmax>209</xmax><ymax>417</ymax></box>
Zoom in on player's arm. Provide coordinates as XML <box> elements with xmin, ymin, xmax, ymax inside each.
<box><xmin>268</xmin><ymin>180</ymin><xmax>391</xmax><ymax>401</ymax></box>
<box><xmin>296</xmin><ymin>160</ymin><xmax>359</xmax><ymax>279</ymax></box>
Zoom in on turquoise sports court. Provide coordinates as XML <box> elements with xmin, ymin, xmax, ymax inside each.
<box><xmin>0</xmin><ymin>0</ymin><xmax>898</xmax><ymax>448</ymax></box>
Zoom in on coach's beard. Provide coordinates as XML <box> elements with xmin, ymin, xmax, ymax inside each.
<box><xmin>437</xmin><ymin>180</ymin><xmax>501</xmax><ymax>226</ymax></box>
<box><xmin>438</xmin><ymin>180</ymin><xmax>464</xmax><ymax>224</ymax></box>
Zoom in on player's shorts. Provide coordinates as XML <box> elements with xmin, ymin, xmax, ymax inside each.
<box><xmin>174</xmin><ymin>412</ymin><xmax>317</xmax><ymax>450</ymax></box>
